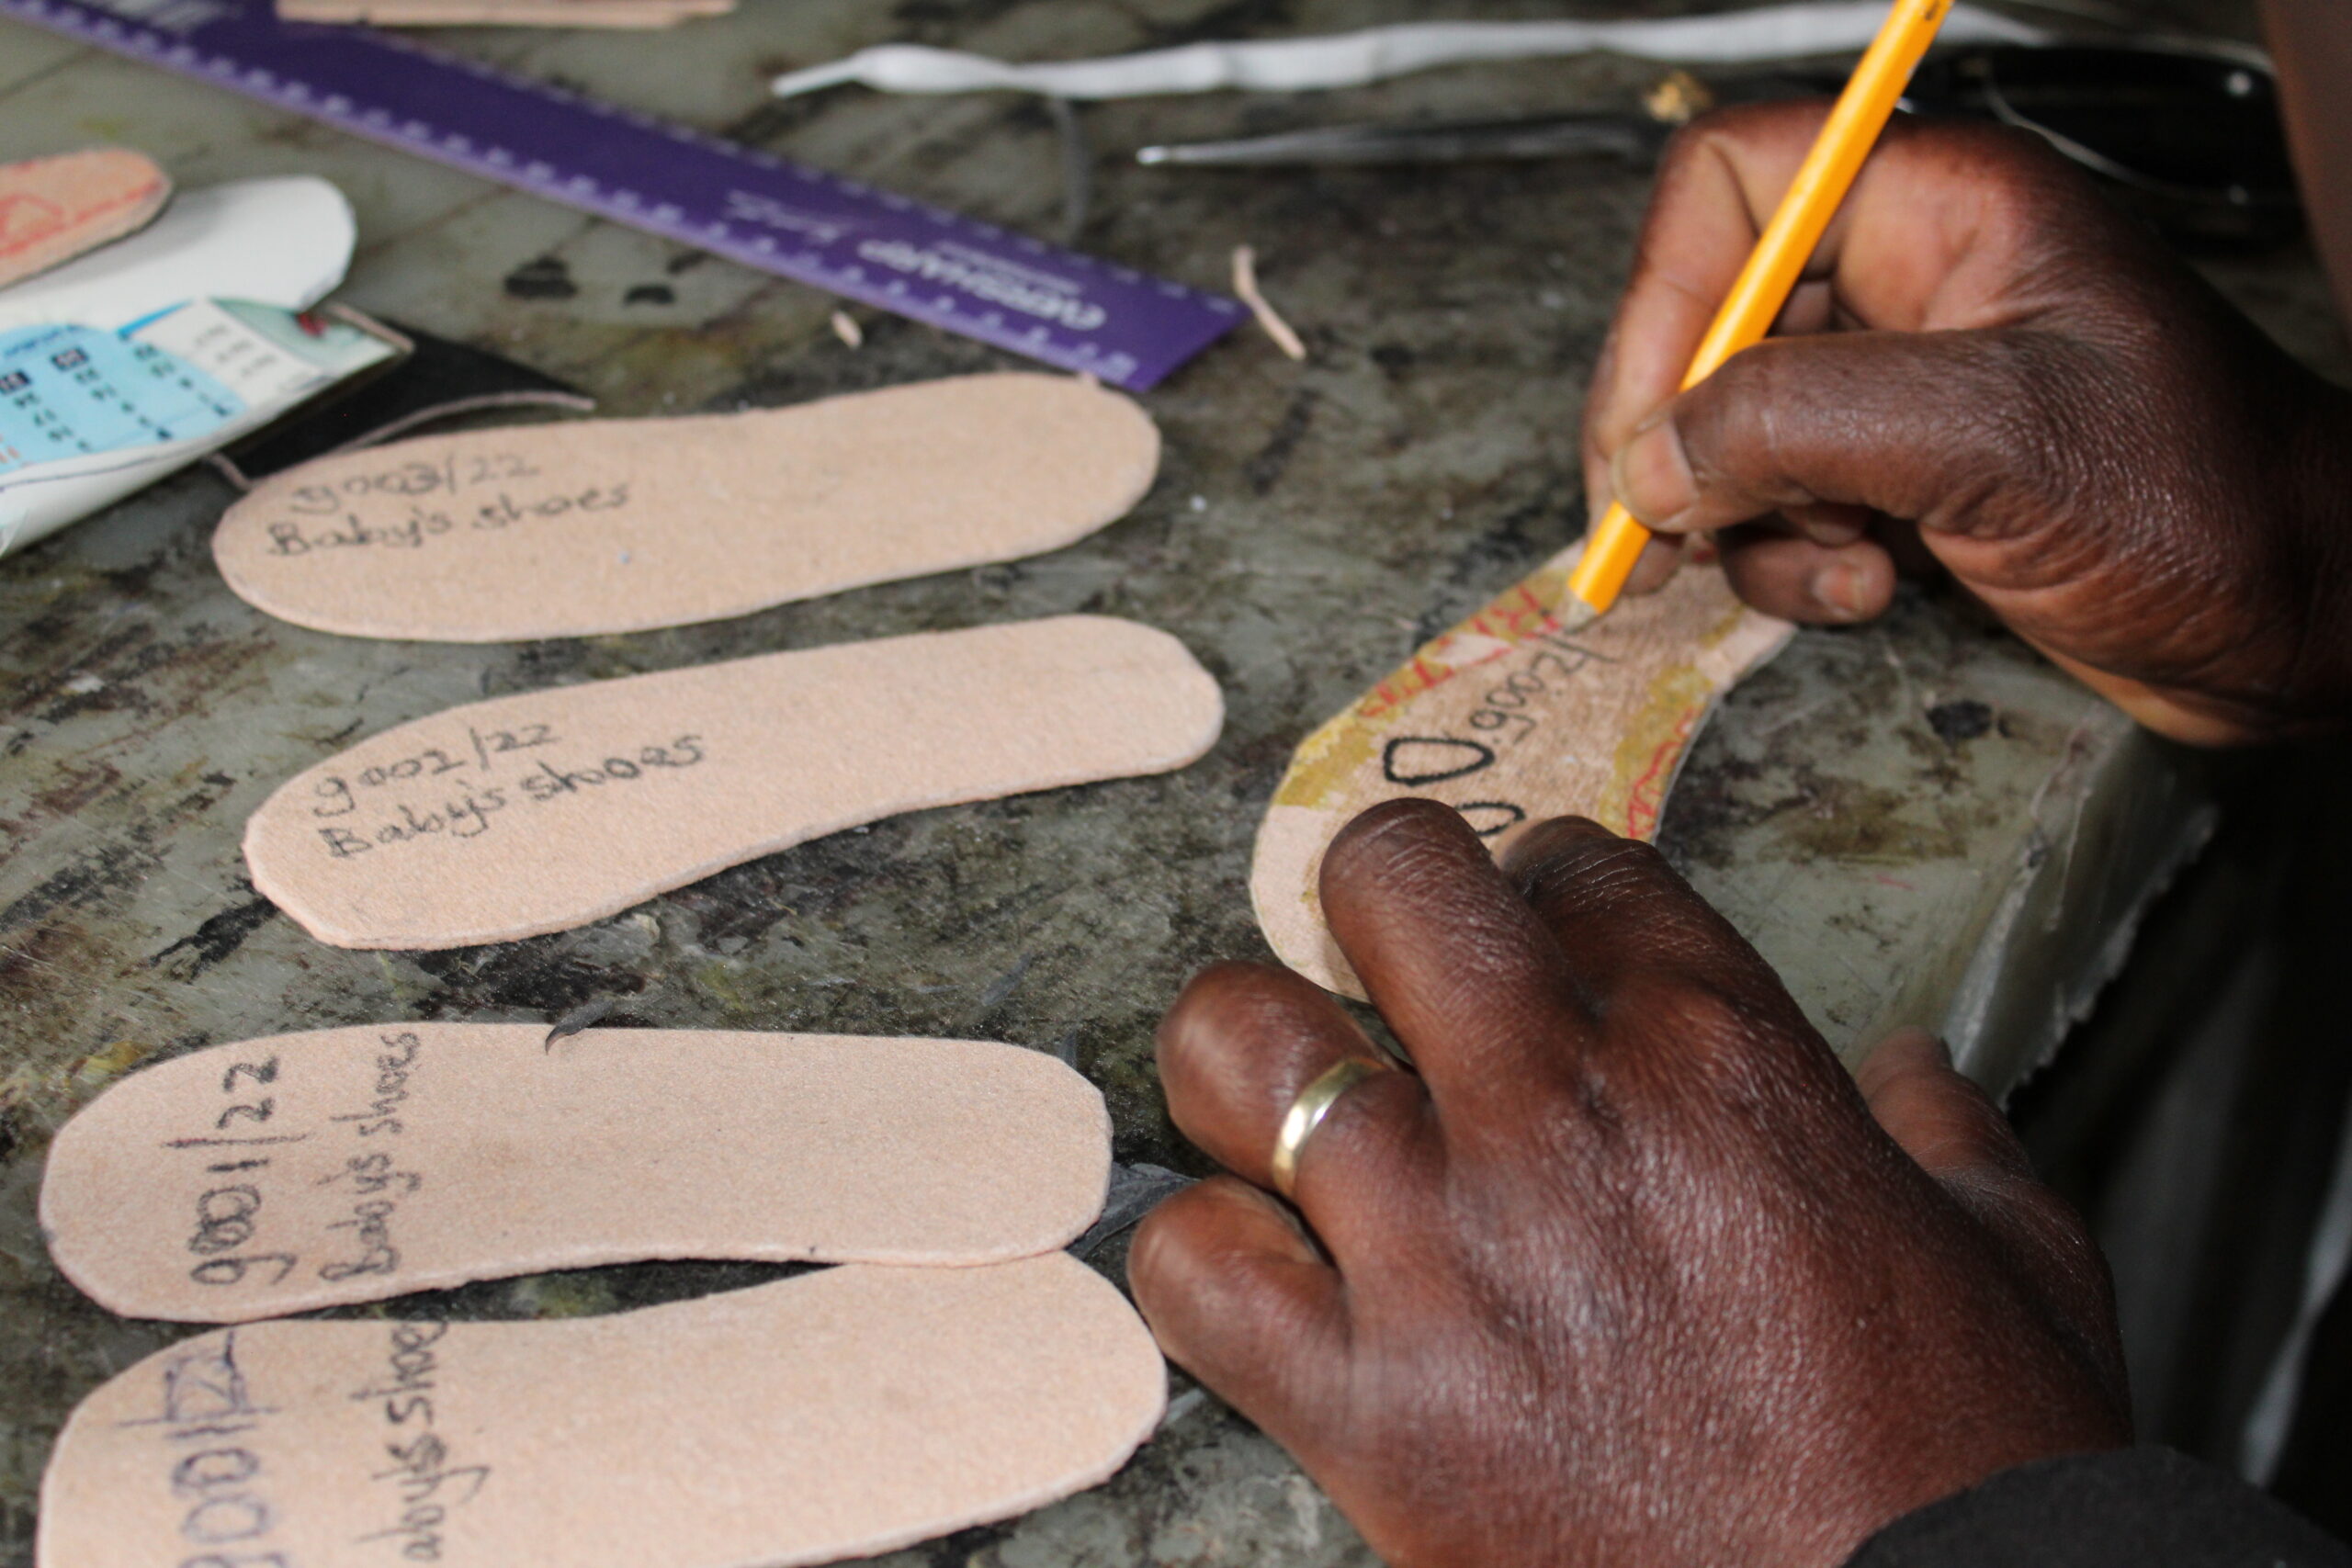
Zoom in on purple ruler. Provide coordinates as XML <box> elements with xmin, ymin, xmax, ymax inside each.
<box><xmin>0</xmin><ymin>0</ymin><xmax>1242</xmax><ymax>390</ymax></box>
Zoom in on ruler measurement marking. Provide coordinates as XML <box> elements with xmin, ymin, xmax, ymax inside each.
<box><xmin>1</xmin><ymin>0</ymin><xmax>1239</xmax><ymax>389</ymax></box>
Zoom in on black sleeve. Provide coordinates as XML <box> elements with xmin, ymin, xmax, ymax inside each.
<box><xmin>1846</xmin><ymin>1448</ymin><xmax>2352</xmax><ymax>1568</ymax></box>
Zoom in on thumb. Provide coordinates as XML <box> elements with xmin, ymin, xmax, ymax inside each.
<box><xmin>1855</xmin><ymin>1028</ymin><xmax>2034</xmax><ymax>1187</ymax></box>
<box><xmin>1858</xmin><ymin>1028</ymin><xmax>2131</xmax><ymax>1414</ymax></box>
<box><xmin>1609</xmin><ymin>328</ymin><xmax>2077</xmax><ymax>539</ymax></box>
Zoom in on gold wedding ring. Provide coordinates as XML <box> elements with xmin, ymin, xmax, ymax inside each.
<box><xmin>1270</xmin><ymin>1055</ymin><xmax>1394</xmax><ymax>1200</ymax></box>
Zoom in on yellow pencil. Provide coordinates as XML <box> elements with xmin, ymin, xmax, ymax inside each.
<box><xmin>1565</xmin><ymin>0</ymin><xmax>1957</xmax><ymax>622</ymax></box>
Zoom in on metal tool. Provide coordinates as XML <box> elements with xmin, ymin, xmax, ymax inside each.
<box><xmin>1139</xmin><ymin>40</ymin><xmax>2300</xmax><ymax>245</ymax></box>
<box><xmin>0</xmin><ymin>0</ymin><xmax>1243</xmax><ymax>390</ymax></box>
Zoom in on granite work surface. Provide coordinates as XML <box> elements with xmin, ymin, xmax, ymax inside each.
<box><xmin>0</xmin><ymin>0</ymin><xmax>2333</xmax><ymax>1562</ymax></box>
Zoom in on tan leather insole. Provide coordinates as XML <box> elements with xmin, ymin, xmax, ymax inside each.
<box><xmin>40</xmin><ymin>1254</ymin><xmax>1165</xmax><ymax>1568</ymax></box>
<box><xmin>243</xmin><ymin>615</ymin><xmax>1224</xmax><ymax>950</ymax></box>
<box><xmin>213</xmin><ymin>374</ymin><xmax>1159</xmax><ymax>641</ymax></box>
<box><xmin>0</xmin><ymin>149</ymin><xmax>171</xmax><ymax>289</ymax></box>
<box><xmin>41</xmin><ymin>1025</ymin><xmax>1111</xmax><ymax>1322</ymax></box>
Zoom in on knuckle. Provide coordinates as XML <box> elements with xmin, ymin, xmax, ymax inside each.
<box><xmin>1951</xmin><ymin>1170</ymin><xmax>2120</xmax><ymax>1342</ymax></box>
<box><xmin>1692</xmin><ymin>342</ymin><xmax>1819</xmax><ymax>503</ymax></box>
<box><xmin>1157</xmin><ymin>968</ymin><xmax>1341</xmax><ymax>1130</ymax></box>
<box><xmin>1715</xmin><ymin>531</ymin><xmax>1826</xmax><ymax>617</ymax></box>
<box><xmin>1641</xmin><ymin>102</ymin><xmax>1820</xmax><ymax>254</ymax></box>
<box><xmin>1650</xmin><ymin>112</ymin><xmax>1719</xmax><ymax>182</ymax></box>
<box><xmin>1325</xmin><ymin>798</ymin><xmax>1468</xmax><ymax>897</ymax></box>
<box><xmin>1513</xmin><ymin>824</ymin><xmax>1682</xmax><ymax>914</ymax></box>
<box><xmin>1673</xmin><ymin>355</ymin><xmax>1780</xmax><ymax>500</ymax></box>
<box><xmin>1129</xmin><ymin>1181</ymin><xmax>1268</xmax><ymax>1295</ymax></box>
<box><xmin>1157</xmin><ymin>964</ymin><xmax>1245</xmax><ymax>1065</ymax></box>
<box><xmin>1952</xmin><ymin>333</ymin><xmax>2099</xmax><ymax>525</ymax></box>
<box><xmin>1885</xmin><ymin>114</ymin><xmax>2081</xmax><ymax>212</ymax></box>
<box><xmin>1161</xmin><ymin>961</ymin><xmax>1289</xmax><ymax>1048</ymax></box>
<box><xmin>2015</xmin><ymin>1182</ymin><xmax>2109</xmax><ymax>1279</ymax></box>
<box><xmin>1619</xmin><ymin>976</ymin><xmax>1757</xmax><ymax>1055</ymax></box>
<box><xmin>1951</xmin><ymin>117</ymin><xmax>2080</xmax><ymax>186</ymax></box>
<box><xmin>1665</xmin><ymin>99</ymin><xmax>1817</xmax><ymax>171</ymax></box>
<box><xmin>1333</xmin><ymin>795</ymin><xmax>1465</xmax><ymax>859</ymax></box>
<box><xmin>1328</xmin><ymin>800</ymin><xmax>1492</xmax><ymax>907</ymax></box>
<box><xmin>1601</xmin><ymin>968</ymin><xmax>1824</xmax><ymax>1103</ymax></box>
<box><xmin>1165</xmin><ymin>958</ymin><xmax>1257</xmax><ymax>1018</ymax></box>
<box><xmin>1309</xmin><ymin>1068</ymin><xmax>1427</xmax><ymax>1173</ymax></box>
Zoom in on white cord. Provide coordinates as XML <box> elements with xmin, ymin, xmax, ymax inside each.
<box><xmin>772</xmin><ymin>3</ymin><xmax>2052</xmax><ymax>101</ymax></box>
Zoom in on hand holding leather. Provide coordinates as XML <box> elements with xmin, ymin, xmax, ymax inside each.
<box><xmin>1134</xmin><ymin>800</ymin><xmax>2131</xmax><ymax>1568</ymax></box>
<box><xmin>1583</xmin><ymin>103</ymin><xmax>2352</xmax><ymax>744</ymax></box>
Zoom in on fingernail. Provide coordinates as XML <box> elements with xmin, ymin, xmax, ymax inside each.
<box><xmin>1610</xmin><ymin>408</ymin><xmax>1697</xmax><ymax>528</ymax></box>
<box><xmin>1810</xmin><ymin>563</ymin><xmax>1869</xmax><ymax>619</ymax></box>
<box><xmin>1883</xmin><ymin>1025</ymin><xmax>1953</xmax><ymax>1067</ymax></box>
<box><xmin>1798</xmin><ymin>513</ymin><xmax>1867</xmax><ymax>547</ymax></box>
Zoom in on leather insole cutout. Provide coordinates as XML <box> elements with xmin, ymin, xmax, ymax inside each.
<box><xmin>41</xmin><ymin>1025</ymin><xmax>1112</xmax><ymax>1323</ymax></box>
<box><xmin>213</xmin><ymin>373</ymin><xmax>1160</xmax><ymax>641</ymax></box>
<box><xmin>1253</xmin><ymin>561</ymin><xmax>1790</xmax><ymax>997</ymax></box>
<box><xmin>243</xmin><ymin>615</ymin><xmax>1224</xmax><ymax>950</ymax></box>
<box><xmin>39</xmin><ymin>1254</ymin><xmax>1165</xmax><ymax>1568</ymax></box>
<box><xmin>0</xmin><ymin>149</ymin><xmax>170</xmax><ymax>290</ymax></box>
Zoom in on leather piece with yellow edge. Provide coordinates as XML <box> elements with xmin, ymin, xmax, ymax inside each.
<box><xmin>1253</xmin><ymin>556</ymin><xmax>1790</xmax><ymax>997</ymax></box>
